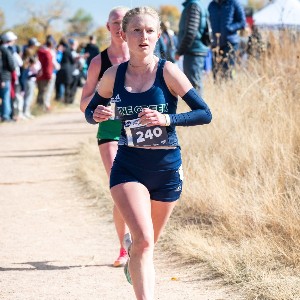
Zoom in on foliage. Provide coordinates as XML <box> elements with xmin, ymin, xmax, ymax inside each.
<box><xmin>68</xmin><ymin>9</ymin><xmax>93</xmax><ymax>37</ymax></box>
<box><xmin>159</xmin><ymin>5</ymin><xmax>181</xmax><ymax>32</ymax></box>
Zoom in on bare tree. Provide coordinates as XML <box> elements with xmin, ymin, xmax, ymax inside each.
<box><xmin>19</xmin><ymin>0</ymin><xmax>66</xmax><ymax>38</ymax></box>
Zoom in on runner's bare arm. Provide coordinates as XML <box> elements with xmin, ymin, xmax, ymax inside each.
<box><xmin>80</xmin><ymin>54</ymin><xmax>101</xmax><ymax>112</ymax></box>
<box><xmin>162</xmin><ymin>61</ymin><xmax>212</xmax><ymax>126</ymax></box>
<box><xmin>163</xmin><ymin>61</ymin><xmax>193</xmax><ymax>97</ymax></box>
<box><xmin>96</xmin><ymin>65</ymin><xmax>117</xmax><ymax>98</ymax></box>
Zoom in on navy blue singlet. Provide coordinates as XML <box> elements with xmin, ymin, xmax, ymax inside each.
<box><xmin>112</xmin><ymin>59</ymin><xmax>180</xmax><ymax>148</ymax></box>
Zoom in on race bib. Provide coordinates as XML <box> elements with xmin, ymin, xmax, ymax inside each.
<box><xmin>124</xmin><ymin>118</ymin><xmax>169</xmax><ymax>147</ymax></box>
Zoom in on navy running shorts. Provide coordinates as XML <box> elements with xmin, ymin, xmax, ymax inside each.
<box><xmin>110</xmin><ymin>146</ymin><xmax>183</xmax><ymax>202</ymax></box>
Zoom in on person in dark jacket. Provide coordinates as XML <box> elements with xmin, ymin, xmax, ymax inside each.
<box><xmin>208</xmin><ymin>0</ymin><xmax>246</xmax><ymax>80</ymax></box>
<box><xmin>56</xmin><ymin>38</ymin><xmax>75</xmax><ymax>104</ymax></box>
<box><xmin>0</xmin><ymin>31</ymin><xmax>17</xmax><ymax>122</ymax></box>
<box><xmin>160</xmin><ymin>21</ymin><xmax>178</xmax><ymax>63</ymax></box>
<box><xmin>84</xmin><ymin>35</ymin><xmax>99</xmax><ymax>68</ymax></box>
<box><xmin>175</xmin><ymin>0</ymin><xmax>209</xmax><ymax>95</ymax></box>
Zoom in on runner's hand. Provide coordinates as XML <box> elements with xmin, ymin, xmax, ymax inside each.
<box><xmin>138</xmin><ymin>108</ymin><xmax>166</xmax><ymax>127</ymax></box>
<box><xmin>93</xmin><ymin>105</ymin><xmax>113</xmax><ymax>122</ymax></box>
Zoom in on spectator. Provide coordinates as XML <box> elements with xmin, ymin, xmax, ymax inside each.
<box><xmin>56</xmin><ymin>38</ymin><xmax>75</xmax><ymax>104</ymax></box>
<box><xmin>55</xmin><ymin>43</ymin><xmax>64</xmax><ymax>101</ymax></box>
<box><xmin>68</xmin><ymin>38</ymin><xmax>80</xmax><ymax>104</ymax></box>
<box><xmin>44</xmin><ymin>35</ymin><xmax>60</xmax><ymax>111</ymax></box>
<box><xmin>154</xmin><ymin>34</ymin><xmax>167</xmax><ymax>59</ymax></box>
<box><xmin>21</xmin><ymin>37</ymin><xmax>41</xmax><ymax>119</ymax></box>
<box><xmin>8</xmin><ymin>41</ymin><xmax>23</xmax><ymax>121</ymax></box>
<box><xmin>208</xmin><ymin>0</ymin><xmax>246</xmax><ymax>80</ymax></box>
<box><xmin>160</xmin><ymin>21</ymin><xmax>177</xmax><ymax>62</ymax></box>
<box><xmin>84</xmin><ymin>35</ymin><xmax>99</xmax><ymax>68</ymax></box>
<box><xmin>175</xmin><ymin>0</ymin><xmax>210</xmax><ymax>95</ymax></box>
<box><xmin>36</xmin><ymin>38</ymin><xmax>55</xmax><ymax>111</ymax></box>
<box><xmin>0</xmin><ymin>31</ymin><xmax>16</xmax><ymax>122</ymax></box>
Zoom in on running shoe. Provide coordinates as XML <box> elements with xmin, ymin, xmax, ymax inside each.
<box><xmin>113</xmin><ymin>248</ymin><xmax>128</xmax><ymax>267</ymax></box>
<box><xmin>123</xmin><ymin>233</ymin><xmax>133</xmax><ymax>284</ymax></box>
<box><xmin>123</xmin><ymin>232</ymin><xmax>132</xmax><ymax>255</ymax></box>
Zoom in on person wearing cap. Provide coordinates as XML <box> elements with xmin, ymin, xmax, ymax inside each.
<box><xmin>0</xmin><ymin>31</ymin><xmax>16</xmax><ymax>122</ymax></box>
<box><xmin>5</xmin><ymin>32</ymin><xmax>24</xmax><ymax>121</ymax></box>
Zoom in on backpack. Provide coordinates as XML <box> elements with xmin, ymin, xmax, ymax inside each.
<box><xmin>201</xmin><ymin>13</ymin><xmax>213</xmax><ymax>47</ymax></box>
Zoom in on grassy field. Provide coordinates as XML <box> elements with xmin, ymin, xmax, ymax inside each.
<box><xmin>77</xmin><ymin>31</ymin><xmax>300</xmax><ymax>300</ymax></box>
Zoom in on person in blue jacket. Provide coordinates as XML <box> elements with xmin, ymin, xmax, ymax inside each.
<box><xmin>175</xmin><ymin>0</ymin><xmax>210</xmax><ymax>96</ymax></box>
<box><xmin>208</xmin><ymin>0</ymin><xmax>246</xmax><ymax>80</ymax></box>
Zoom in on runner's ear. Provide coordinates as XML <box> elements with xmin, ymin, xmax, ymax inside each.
<box><xmin>121</xmin><ymin>31</ymin><xmax>127</xmax><ymax>42</ymax></box>
<box><xmin>106</xmin><ymin>22</ymin><xmax>111</xmax><ymax>32</ymax></box>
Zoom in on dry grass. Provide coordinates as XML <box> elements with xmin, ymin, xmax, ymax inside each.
<box><xmin>168</xmin><ymin>30</ymin><xmax>300</xmax><ymax>300</ymax></box>
<box><xmin>77</xmin><ymin>31</ymin><xmax>300</xmax><ymax>300</ymax></box>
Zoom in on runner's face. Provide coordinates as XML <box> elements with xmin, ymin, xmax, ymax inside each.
<box><xmin>122</xmin><ymin>14</ymin><xmax>160</xmax><ymax>55</ymax></box>
<box><xmin>107</xmin><ymin>10</ymin><xmax>126</xmax><ymax>40</ymax></box>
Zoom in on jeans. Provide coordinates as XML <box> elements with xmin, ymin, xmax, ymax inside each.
<box><xmin>44</xmin><ymin>74</ymin><xmax>56</xmax><ymax>109</ymax></box>
<box><xmin>37</xmin><ymin>79</ymin><xmax>51</xmax><ymax>107</ymax></box>
<box><xmin>24</xmin><ymin>80</ymin><xmax>36</xmax><ymax>115</ymax></box>
<box><xmin>183</xmin><ymin>54</ymin><xmax>206</xmax><ymax>96</ymax></box>
<box><xmin>0</xmin><ymin>80</ymin><xmax>12</xmax><ymax>121</ymax></box>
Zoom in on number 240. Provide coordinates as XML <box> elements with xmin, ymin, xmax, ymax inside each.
<box><xmin>136</xmin><ymin>127</ymin><xmax>162</xmax><ymax>143</ymax></box>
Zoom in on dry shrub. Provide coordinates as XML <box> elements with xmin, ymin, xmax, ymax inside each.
<box><xmin>167</xmin><ymin>30</ymin><xmax>300</xmax><ymax>299</ymax></box>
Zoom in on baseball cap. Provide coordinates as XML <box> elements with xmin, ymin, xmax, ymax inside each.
<box><xmin>28</xmin><ymin>37</ymin><xmax>41</xmax><ymax>46</ymax></box>
<box><xmin>1</xmin><ymin>31</ymin><xmax>18</xmax><ymax>42</ymax></box>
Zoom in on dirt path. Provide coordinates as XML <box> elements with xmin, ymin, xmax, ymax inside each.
<box><xmin>0</xmin><ymin>103</ymin><xmax>241</xmax><ymax>300</ymax></box>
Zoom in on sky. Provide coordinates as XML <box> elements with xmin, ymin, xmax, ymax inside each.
<box><xmin>1</xmin><ymin>0</ymin><xmax>247</xmax><ymax>31</ymax></box>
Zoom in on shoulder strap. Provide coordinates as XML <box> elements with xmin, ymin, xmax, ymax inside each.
<box><xmin>98</xmin><ymin>49</ymin><xmax>112</xmax><ymax>80</ymax></box>
<box><xmin>154</xmin><ymin>58</ymin><xmax>165</xmax><ymax>84</ymax></box>
<box><xmin>112</xmin><ymin>61</ymin><xmax>128</xmax><ymax>94</ymax></box>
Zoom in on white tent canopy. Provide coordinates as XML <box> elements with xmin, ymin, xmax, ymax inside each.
<box><xmin>253</xmin><ymin>0</ymin><xmax>300</xmax><ymax>27</ymax></box>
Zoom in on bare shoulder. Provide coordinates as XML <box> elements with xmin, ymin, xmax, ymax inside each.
<box><xmin>88</xmin><ymin>54</ymin><xmax>102</xmax><ymax>76</ymax></box>
<box><xmin>163</xmin><ymin>61</ymin><xmax>181</xmax><ymax>77</ymax></box>
<box><xmin>103</xmin><ymin>64</ymin><xmax>119</xmax><ymax>79</ymax></box>
<box><xmin>97</xmin><ymin>65</ymin><xmax>119</xmax><ymax>98</ymax></box>
<box><xmin>163</xmin><ymin>61</ymin><xmax>193</xmax><ymax>97</ymax></box>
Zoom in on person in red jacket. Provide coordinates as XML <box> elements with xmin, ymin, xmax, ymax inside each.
<box><xmin>36</xmin><ymin>38</ymin><xmax>54</xmax><ymax>111</ymax></box>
